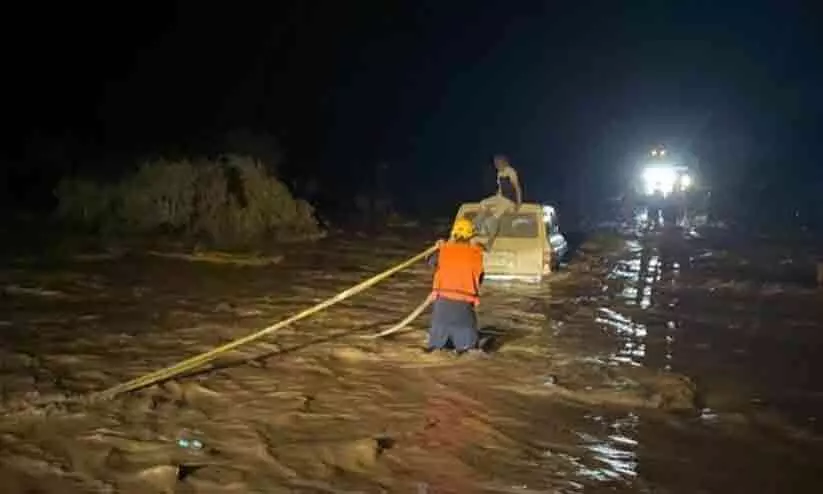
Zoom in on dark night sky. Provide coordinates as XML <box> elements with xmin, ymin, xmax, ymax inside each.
<box><xmin>2</xmin><ymin>1</ymin><xmax>821</xmax><ymax>212</ymax></box>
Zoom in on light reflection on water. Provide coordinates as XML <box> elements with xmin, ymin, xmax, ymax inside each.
<box><xmin>595</xmin><ymin>307</ymin><xmax>647</xmax><ymax>367</ymax></box>
<box><xmin>560</xmin><ymin>225</ymin><xmax>681</xmax><ymax>489</ymax></box>
<box><xmin>537</xmin><ymin>232</ymin><xmax>651</xmax><ymax>491</ymax></box>
<box><xmin>599</xmin><ymin>232</ymin><xmax>681</xmax><ymax>369</ymax></box>
<box><xmin>549</xmin><ymin>218</ymin><xmax>823</xmax><ymax>492</ymax></box>
<box><xmin>546</xmin><ymin>413</ymin><xmax>641</xmax><ymax>490</ymax></box>
<box><xmin>544</xmin><ymin>218</ymin><xmax>690</xmax><ymax>491</ymax></box>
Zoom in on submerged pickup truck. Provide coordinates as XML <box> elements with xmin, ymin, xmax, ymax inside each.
<box><xmin>451</xmin><ymin>202</ymin><xmax>568</xmax><ymax>283</ymax></box>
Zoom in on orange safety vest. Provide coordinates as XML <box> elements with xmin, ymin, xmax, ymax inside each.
<box><xmin>432</xmin><ymin>241</ymin><xmax>484</xmax><ymax>305</ymax></box>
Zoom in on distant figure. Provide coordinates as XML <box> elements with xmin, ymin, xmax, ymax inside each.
<box><xmin>475</xmin><ymin>154</ymin><xmax>523</xmax><ymax>246</ymax></box>
<box><xmin>425</xmin><ymin>217</ymin><xmax>485</xmax><ymax>354</ymax></box>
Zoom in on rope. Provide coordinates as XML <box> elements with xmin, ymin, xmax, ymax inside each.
<box><xmin>91</xmin><ymin>244</ymin><xmax>438</xmax><ymax>401</ymax></box>
<box><xmin>370</xmin><ymin>295</ymin><xmax>433</xmax><ymax>338</ymax></box>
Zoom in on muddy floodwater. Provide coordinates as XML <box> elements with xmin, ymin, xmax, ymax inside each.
<box><xmin>1</xmin><ymin>227</ymin><xmax>822</xmax><ymax>493</ymax></box>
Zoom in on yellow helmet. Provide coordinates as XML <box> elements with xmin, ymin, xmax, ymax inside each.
<box><xmin>450</xmin><ymin>217</ymin><xmax>475</xmax><ymax>240</ymax></box>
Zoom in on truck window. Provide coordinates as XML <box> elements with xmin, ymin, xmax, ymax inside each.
<box><xmin>461</xmin><ymin>211</ymin><xmax>540</xmax><ymax>238</ymax></box>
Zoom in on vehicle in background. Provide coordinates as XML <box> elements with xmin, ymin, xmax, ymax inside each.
<box><xmin>630</xmin><ymin>145</ymin><xmax>712</xmax><ymax>228</ymax></box>
<box><xmin>450</xmin><ymin>202</ymin><xmax>568</xmax><ymax>283</ymax></box>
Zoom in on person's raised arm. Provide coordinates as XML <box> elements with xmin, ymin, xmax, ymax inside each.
<box><xmin>507</xmin><ymin>167</ymin><xmax>523</xmax><ymax>208</ymax></box>
<box><xmin>506</xmin><ymin>166</ymin><xmax>523</xmax><ymax>208</ymax></box>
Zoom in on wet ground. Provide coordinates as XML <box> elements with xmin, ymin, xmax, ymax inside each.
<box><xmin>1</xmin><ymin>226</ymin><xmax>822</xmax><ymax>493</ymax></box>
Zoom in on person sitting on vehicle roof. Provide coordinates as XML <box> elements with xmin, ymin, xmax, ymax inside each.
<box><xmin>425</xmin><ymin>217</ymin><xmax>485</xmax><ymax>355</ymax></box>
<box><xmin>475</xmin><ymin>154</ymin><xmax>523</xmax><ymax>241</ymax></box>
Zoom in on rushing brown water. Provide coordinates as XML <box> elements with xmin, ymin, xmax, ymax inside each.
<box><xmin>0</xmin><ymin>227</ymin><xmax>821</xmax><ymax>493</ymax></box>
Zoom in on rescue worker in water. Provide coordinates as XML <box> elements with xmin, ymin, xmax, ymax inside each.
<box><xmin>425</xmin><ymin>217</ymin><xmax>485</xmax><ymax>354</ymax></box>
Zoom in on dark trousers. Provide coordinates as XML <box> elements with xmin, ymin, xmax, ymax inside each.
<box><xmin>428</xmin><ymin>297</ymin><xmax>479</xmax><ymax>351</ymax></box>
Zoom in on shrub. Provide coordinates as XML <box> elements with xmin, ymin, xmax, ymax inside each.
<box><xmin>188</xmin><ymin>155</ymin><xmax>320</xmax><ymax>246</ymax></box>
<box><xmin>118</xmin><ymin>159</ymin><xmax>198</xmax><ymax>232</ymax></box>
<box><xmin>53</xmin><ymin>154</ymin><xmax>320</xmax><ymax>248</ymax></box>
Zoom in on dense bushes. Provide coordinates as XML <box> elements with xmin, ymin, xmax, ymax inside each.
<box><xmin>54</xmin><ymin>155</ymin><xmax>320</xmax><ymax>248</ymax></box>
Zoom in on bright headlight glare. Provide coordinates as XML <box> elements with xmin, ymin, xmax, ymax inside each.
<box><xmin>641</xmin><ymin>167</ymin><xmax>677</xmax><ymax>195</ymax></box>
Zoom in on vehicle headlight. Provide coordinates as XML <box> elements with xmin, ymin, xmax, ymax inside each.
<box><xmin>642</xmin><ymin>167</ymin><xmax>677</xmax><ymax>196</ymax></box>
